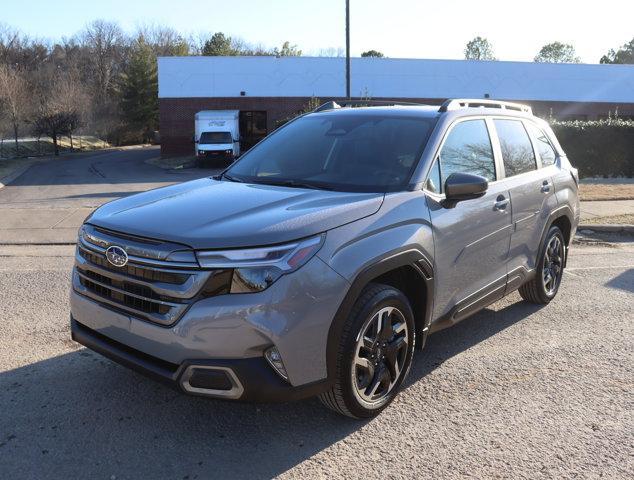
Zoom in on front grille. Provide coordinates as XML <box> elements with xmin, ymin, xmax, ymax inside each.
<box><xmin>73</xmin><ymin>226</ymin><xmax>221</xmax><ymax>326</ymax></box>
<box><xmin>77</xmin><ymin>268</ymin><xmax>171</xmax><ymax>315</ymax></box>
<box><xmin>79</xmin><ymin>248</ymin><xmax>188</xmax><ymax>285</ymax></box>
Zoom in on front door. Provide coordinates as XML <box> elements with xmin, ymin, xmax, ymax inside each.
<box><xmin>425</xmin><ymin>118</ymin><xmax>512</xmax><ymax>324</ymax></box>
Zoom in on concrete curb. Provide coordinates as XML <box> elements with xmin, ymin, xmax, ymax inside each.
<box><xmin>577</xmin><ymin>224</ymin><xmax>634</xmax><ymax>234</ymax></box>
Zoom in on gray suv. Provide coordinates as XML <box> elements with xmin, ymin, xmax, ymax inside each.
<box><xmin>70</xmin><ymin>99</ymin><xmax>580</xmax><ymax>418</ymax></box>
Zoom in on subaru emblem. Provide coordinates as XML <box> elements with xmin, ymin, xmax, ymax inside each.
<box><xmin>105</xmin><ymin>246</ymin><xmax>128</xmax><ymax>267</ymax></box>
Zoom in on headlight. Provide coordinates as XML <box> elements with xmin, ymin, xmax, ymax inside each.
<box><xmin>197</xmin><ymin>234</ymin><xmax>325</xmax><ymax>293</ymax></box>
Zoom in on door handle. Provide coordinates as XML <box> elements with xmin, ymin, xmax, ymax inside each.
<box><xmin>494</xmin><ymin>195</ymin><xmax>509</xmax><ymax>211</ymax></box>
<box><xmin>541</xmin><ymin>180</ymin><xmax>551</xmax><ymax>193</ymax></box>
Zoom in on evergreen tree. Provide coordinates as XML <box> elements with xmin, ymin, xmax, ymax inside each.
<box><xmin>534</xmin><ymin>42</ymin><xmax>580</xmax><ymax>63</ymax></box>
<box><xmin>202</xmin><ymin>33</ymin><xmax>237</xmax><ymax>56</ymax></box>
<box><xmin>361</xmin><ymin>50</ymin><xmax>384</xmax><ymax>58</ymax></box>
<box><xmin>464</xmin><ymin>37</ymin><xmax>497</xmax><ymax>60</ymax></box>
<box><xmin>600</xmin><ymin>38</ymin><xmax>634</xmax><ymax>64</ymax></box>
<box><xmin>119</xmin><ymin>36</ymin><xmax>158</xmax><ymax>141</ymax></box>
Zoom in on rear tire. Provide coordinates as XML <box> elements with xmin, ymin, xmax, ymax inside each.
<box><xmin>319</xmin><ymin>283</ymin><xmax>416</xmax><ymax>419</ymax></box>
<box><xmin>519</xmin><ymin>226</ymin><xmax>565</xmax><ymax>304</ymax></box>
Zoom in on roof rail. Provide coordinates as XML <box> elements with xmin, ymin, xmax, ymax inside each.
<box><xmin>313</xmin><ymin>99</ymin><xmax>427</xmax><ymax>112</ymax></box>
<box><xmin>439</xmin><ymin>99</ymin><xmax>532</xmax><ymax>114</ymax></box>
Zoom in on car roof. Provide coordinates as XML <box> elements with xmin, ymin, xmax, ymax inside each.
<box><xmin>308</xmin><ymin>105</ymin><xmax>441</xmax><ymax>119</ymax></box>
<box><xmin>307</xmin><ymin>104</ymin><xmax>538</xmax><ymax>121</ymax></box>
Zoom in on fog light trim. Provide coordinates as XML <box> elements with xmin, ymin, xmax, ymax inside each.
<box><xmin>265</xmin><ymin>346</ymin><xmax>289</xmax><ymax>382</ymax></box>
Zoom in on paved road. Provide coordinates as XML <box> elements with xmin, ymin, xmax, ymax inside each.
<box><xmin>0</xmin><ymin>147</ymin><xmax>220</xmax><ymax>244</ymax></box>
<box><xmin>0</xmin><ymin>241</ymin><xmax>632</xmax><ymax>479</ymax></box>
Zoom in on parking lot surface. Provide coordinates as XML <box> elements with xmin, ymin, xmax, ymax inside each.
<box><xmin>0</xmin><ymin>240</ymin><xmax>632</xmax><ymax>479</ymax></box>
<box><xmin>0</xmin><ymin>147</ymin><xmax>219</xmax><ymax>244</ymax></box>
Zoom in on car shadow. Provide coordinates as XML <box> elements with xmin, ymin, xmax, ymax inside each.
<box><xmin>0</xmin><ymin>297</ymin><xmax>542</xmax><ymax>479</ymax></box>
<box><xmin>407</xmin><ymin>297</ymin><xmax>544</xmax><ymax>385</ymax></box>
<box><xmin>605</xmin><ymin>268</ymin><xmax>634</xmax><ymax>293</ymax></box>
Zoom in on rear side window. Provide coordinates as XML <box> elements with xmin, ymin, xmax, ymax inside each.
<box><xmin>426</xmin><ymin>119</ymin><xmax>496</xmax><ymax>193</ymax></box>
<box><xmin>525</xmin><ymin>123</ymin><xmax>557</xmax><ymax>166</ymax></box>
<box><xmin>494</xmin><ymin>119</ymin><xmax>537</xmax><ymax>176</ymax></box>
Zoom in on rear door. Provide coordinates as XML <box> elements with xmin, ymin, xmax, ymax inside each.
<box><xmin>425</xmin><ymin>118</ymin><xmax>513</xmax><ymax>323</ymax></box>
<box><xmin>490</xmin><ymin>118</ymin><xmax>558</xmax><ymax>291</ymax></box>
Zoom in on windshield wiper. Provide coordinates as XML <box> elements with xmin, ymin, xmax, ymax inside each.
<box><xmin>221</xmin><ymin>172</ymin><xmax>244</xmax><ymax>183</ymax></box>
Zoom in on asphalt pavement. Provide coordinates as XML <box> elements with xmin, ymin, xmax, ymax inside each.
<box><xmin>1</xmin><ymin>148</ymin><xmax>633</xmax><ymax>478</ymax></box>
<box><xmin>0</xmin><ymin>147</ymin><xmax>219</xmax><ymax>244</ymax></box>
<box><xmin>0</xmin><ymin>241</ymin><xmax>632</xmax><ymax>479</ymax></box>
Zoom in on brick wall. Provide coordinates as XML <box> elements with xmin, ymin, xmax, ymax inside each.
<box><xmin>159</xmin><ymin>96</ymin><xmax>634</xmax><ymax>156</ymax></box>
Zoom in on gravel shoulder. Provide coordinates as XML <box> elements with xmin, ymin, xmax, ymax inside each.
<box><xmin>0</xmin><ymin>243</ymin><xmax>632</xmax><ymax>479</ymax></box>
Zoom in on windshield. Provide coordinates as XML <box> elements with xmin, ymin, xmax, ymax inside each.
<box><xmin>200</xmin><ymin>131</ymin><xmax>232</xmax><ymax>144</ymax></box>
<box><xmin>225</xmin><ymin>113</ymin><xmax>436</xmax><ymax>192</ymax></box>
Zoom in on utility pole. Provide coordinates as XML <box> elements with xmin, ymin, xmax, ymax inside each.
<box><xmin>345</xmin><ymin>0</ymin><xmax>351</xmax><ymax>99</ymax></box>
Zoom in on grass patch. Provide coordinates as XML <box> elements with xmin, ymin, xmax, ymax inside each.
<box><xmin>146</xmin><ymin>156</ymin><xmax>197</xmax><ymax>170</ymax></box>
<box><xmin>580</xmin><ymin>214</ymin><xmax>634</xmax><ymax>225</ymax></box>
<box><xmin>579</xmin><ymin>183</ymin><xmax>634</xmax><ymax>201</ymax></box>
<box><xmin>0</xmin><ymin>136</ymin><xmax>110</xmax><ymax>158</ymax></box>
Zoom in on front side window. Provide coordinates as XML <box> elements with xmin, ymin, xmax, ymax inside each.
<box><xmin>200</xmin><ymin>131</ymin><xmax>233</xmax><ymax>144</ymax></box>
<box><xmin>226</xmin><ymin>113</ymin><xmax>436</xmax><ymax>192</ymax></box>
<box><xmin>525</xmin><ymin>123</ymin><xmax>557</xmax><ymax>166</ymax></box>
<box><xmin>494</xmin><ymin>120</ymin><xmax>537</xmax><ymax>176</ymax></box>
<box><xmin>427</xmin><ymin>119</ymin><xmax>496</xmax><ymax>193</ymax></box>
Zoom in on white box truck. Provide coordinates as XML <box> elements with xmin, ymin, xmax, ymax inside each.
<box><xmin>194</xmin><ymin>110</ymin><xmax>240</xmax><ymax>165</ymax></box>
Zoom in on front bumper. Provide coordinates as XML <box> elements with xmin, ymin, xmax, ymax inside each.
<box><xmin>197</xmin><ymin>150</ymin><xmax>234</xmax><ymax>160</ymax></box>
<box><xmin>70</xmin><ymin>254</ymin><xmax>350</xmax><ymax>398</ymax></box>
<box><xmin>71</xmin><ymin>318</ymin><xmax>329</xmax><ymax>402</ymax></box>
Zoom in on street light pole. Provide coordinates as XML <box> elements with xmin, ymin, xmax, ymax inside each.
<box><xmin>345</xmin><ymin>0</ymin><xmax>351</xmax><ymax>99</ymax></box>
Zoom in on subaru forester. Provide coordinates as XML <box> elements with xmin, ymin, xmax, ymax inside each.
<box><xmin>70</xmin><ymin>99</ymin><xmax>580</xmax><ymax>418</ymax></box>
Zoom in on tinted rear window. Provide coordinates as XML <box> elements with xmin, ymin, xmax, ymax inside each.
<box><xmin>494</xmin><ymin>120</ymin><xmax>537</xmax><ymax>176</ymax></box>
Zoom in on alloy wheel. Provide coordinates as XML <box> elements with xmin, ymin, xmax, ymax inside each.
<box><xmin>542</xmin><ymin>235</ymin><xmax>563</xmax><ymax>295</ymax></box>
<box><xmin>351</xmin><ymin>306</ymin><xmax>409</xmax><ymax>407</ymax></box>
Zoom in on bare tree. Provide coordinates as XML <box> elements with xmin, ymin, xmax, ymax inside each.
<box><xmin>32</xmin><ymin>69</ymin><xmax>88</xmax><ymax>155</ymax></box>
<box><xmin>0</xmin><ymin>64</ymin><xmax>31</xmax><ymax>156</ymax></box>
<box><xmin>136</xmin><ymin>24</ymin><xmax>189</xmax><ymax>56</ymax></box>
<box><xmin>0</xmin><ymin>23</ymin><xmax>22</xmax><ymax>64</ymax></box>
<box><xmin>78</xmin><ymin>20</ymin><xmax>126</xmax><ymax>108</ymax></box>
<box><xmin>315</xmin><ymin>47</ymin><xmax>345</xmax><ymax>57</ymax></box>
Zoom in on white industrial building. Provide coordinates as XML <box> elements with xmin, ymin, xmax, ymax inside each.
<box><xmin>158</xmin><ymin>56</ymin><xmax>634</xmax><ymax>154</ymax></box>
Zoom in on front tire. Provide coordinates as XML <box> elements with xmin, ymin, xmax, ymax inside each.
<box><xmin>519</xmin><ymin>226</ymin><xmax>565</xmax><ymax>304</ymax></box>
<box><xmin>319</xmin><ymin>283</ymin><xmax>416</xmax><ymax>419</ymax></box>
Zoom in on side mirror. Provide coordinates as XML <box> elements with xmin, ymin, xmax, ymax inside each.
<box><xmin>444</xmin><ymin>172</ymin><xmax>488</xmax><ymax>202</ymax></box>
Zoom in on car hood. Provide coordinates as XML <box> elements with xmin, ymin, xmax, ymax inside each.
<box><xmin>88</xmin><ymin>178</ymin><xmax>384</xmax><ymax>249</ymax></box>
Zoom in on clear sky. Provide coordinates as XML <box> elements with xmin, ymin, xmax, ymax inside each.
<box><xmin>2</xmin><ymin>0</ymin><xmax>633</xmax><ymax>63</ymax></box>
